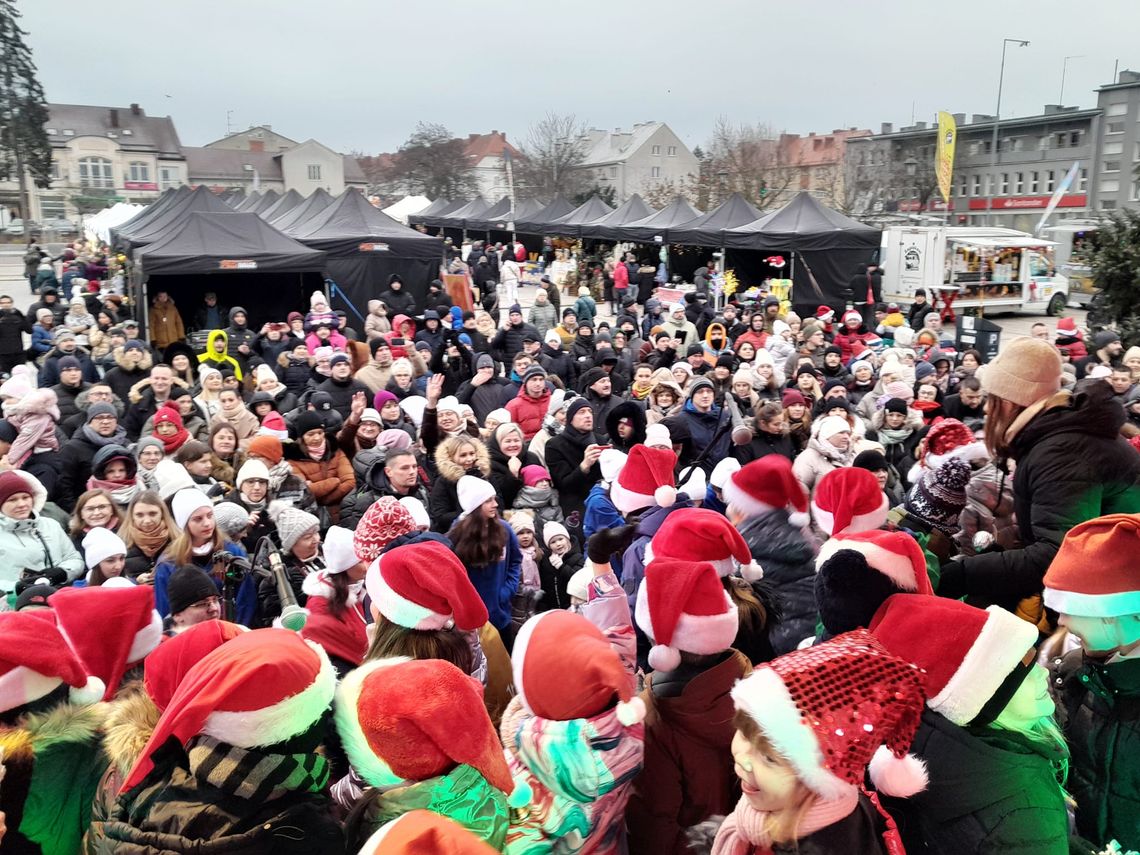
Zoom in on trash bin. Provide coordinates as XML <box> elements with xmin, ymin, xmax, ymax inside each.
<box><xmin>956</xmin><ymin>315</ymin><xmax>1001</xmax><ymax>363</ymax></box>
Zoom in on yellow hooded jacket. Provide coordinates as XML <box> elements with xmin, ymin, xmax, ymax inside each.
<box><xmin>197</xmin><ymin>329</ymin><xmax>243</xmax><ymax>379</ymax></box>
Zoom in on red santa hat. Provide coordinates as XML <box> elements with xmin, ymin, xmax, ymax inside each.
<box><xmin>815</xmin><ymin>305</ymin><xmax>835</xmax><ymax>324</ymax></box>
<box><xmin>722</xmin><ymin>455</ymin><xmax>810</xmax><ymax>528</ymax></box>
<box><xmin>353</xmin><ymin>496</ymin><xmax>417</xmax><ymax>564</ymax></box>
<box><xmin>610</xmin><ymin>444</ymin><xmax>678</xmax><ymax>513</ymax></box>
<box><xmin>870</xmin><ymin>595</ymin><xmax>1039</xmax><ymax>726</ymax></box>
<box><xmin>841</xmin><ymin>309</ymin><xmax>862</xmax><ymax>327</ymax></box>
<box><xmin>647</xmin><ymin>507</ymin><xmax>763</xmax><ymax>580</ymax></box>
<box><xmin>811</xmin><ymin>467</ymin><xmax>889</xmax><ymax>537</ymax></box>
<box><xmin>366</xmin><ymin>541</ymin><xmax>489</xmax><ymax>632</ymax></box>
<box><xmin>335</xmin><ymin>657</ymin><xmax>523</xmax><ymax>805</ymax></box>
<box><xmin>143</xmin><ymin>620</ymin><xmax>247</xmax><ymax>709</ymax></box>
<box><xmin>122</xmin><ymin>628</ymin><xmax>336</xmax><ymax>792</ymax></box>
<box><xmin>50</xmin><ymin>585</ymin><xmax>163</xmax><ymax>701</ymax></box>
<box><xmin>511</xmin><ymin>610</ymin><xmax>645</xmax><ymax>725</ymax></box>
<box><xmin>1043</xmin><ymin>513</ymin><xmax>1140</xmax><ymax>617</ymax></box>
<box><xmin>815</xmin><ymin>530</ymin><xmax>934</xmax><ymax>596</ymax></box>
<box><xmin>358</xmin><ymin>811</ymin><xmax>499</xmax><ymax>855</ymax></box>
<box><xmin>635</xmin><ymin>557</ymin><xmax>740</xmax><ymax>671</ymax></box>
<box><xmin>732</xmin><ymin>629</ymin><xmax>928</xmax><ymax>801</ymax></box>
<box><xmin>909</xmin><ymin>418</ymin><xmax>987</xmax><ymax>483</ymax></box>
<box><xmin>258</xmin><ymin>411</ymin><xmax>289</xmax><ymax>439</ymax></box>
<box><xmin>1055</xmin><ymin>316</ymin><xmax>1083</xmax><ymax>340</ymax></box>
<box><xmin>0</xmin><ymin>611</ymin><xmax>105</xmax><ymax>714</ymax></box>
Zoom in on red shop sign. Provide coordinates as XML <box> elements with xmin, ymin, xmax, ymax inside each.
<box><xmin>967</xmin><ymin>194</ymin><xmax>1087</xmax><ymax>210</ymax></box>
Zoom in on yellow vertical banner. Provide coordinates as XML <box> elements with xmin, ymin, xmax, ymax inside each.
<box><xmin>936</xmin><ymin>111</ymin><xmax>957</xmax><ymax>205</ymax></box>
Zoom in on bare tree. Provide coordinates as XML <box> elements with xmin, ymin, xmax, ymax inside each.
<box><xmin>703</xmin><ymin>117</ymin><xmax>795</xmax><ymax>211</ymax></box>
<box><xmin>515</xmin><ymin>112</ymin><xmax>591</xmax><ymax>199</ymax></box>
<box><xmin>383</xmin><ymin>123</ymin><xmax>478</xmax><ymax>199</ymax></box>
<box><xmin>640</xmin><ymin>175</ymin><xmax>700</xmax><ymax>209</ymax></box>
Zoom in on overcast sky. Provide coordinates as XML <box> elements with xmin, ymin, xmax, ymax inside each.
<box><xmin>19</xmin><ymin>0</ymin><xmax>1140</xmax><ymax>154</ymax></box>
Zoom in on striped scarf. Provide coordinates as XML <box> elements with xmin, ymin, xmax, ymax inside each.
<box><xmin>187</xmin><ymin>734</ymin><xmax>329</xmax><ymax>801</ymax></box>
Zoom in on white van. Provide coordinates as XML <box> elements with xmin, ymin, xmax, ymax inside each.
<box><xmin>880</xmin><ymin>226</ymin><xmax>1069</xmax><ymax>316</ymax></box>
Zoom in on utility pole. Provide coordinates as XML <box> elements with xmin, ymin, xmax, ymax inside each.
<box><xmin>986</xmin><ymin>38</ymin><xmax>1030</xmax><ymax>226</ymax></box>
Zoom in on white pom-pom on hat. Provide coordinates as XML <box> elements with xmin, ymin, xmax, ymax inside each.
<box><xmin>741</xmin><ymin>561</ymin><xmax>764</xmax><ymax>582</ymax></box>
<box><xmin>788</xmin><ymin>511</ymin><xmax>811</xmax><ymax>528</ymax></box>
<box><xmin>654</xmin><ymin>485</ymin><xmax>677</xmax><ymax>507</ymax></box>
<box><xmin>869</xmin><ymin>744</ymin><xmax>928</xmax><ymax>797</ymax></box>
<box><xmin>69</xmin><ymin>675</ymin><xmax>107</xmax><ymax>706</ymax></box>
<box><xmin>648</xmin><ymin>644</ymin><xmax>682</xmax><ymax>672</ymax></box>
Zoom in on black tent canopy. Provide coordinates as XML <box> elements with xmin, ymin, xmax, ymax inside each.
<box><xmin>413</xmin><ymin>199</ymin><xmax>469</xmax><ymax>228</ymax></box>
<box><xmin>258</xmin><ymin>189</ymin><xmax>304</xmax><ymax>221</ymax></box>
<box><xmin>116</xmin><ymin>185</ymin><xmax>234</xmax><ymax>253</ymax></box>
<box><xmin>613</xmin><ymin>196</ymin><xmax>704</xmax><ymax>244</ymax></box>
<box><xmin>668</xmin><ymin>193</ymin><xmax>763</xmax><ymax>247</ymax></box>
<box><xmin>273</xmin><ymin>187</ymin><xmax>334</xmax><ymax>233</ymax></box>
<box><xmin>233</xmin><ymin>191</ymin><xmax>262</xmax><ymax>212</ymax></box>
<box><xmin>543</xmin><ymin>195</ymin><xmax>614</xmax><ymax>236</ymax></box>
<box><xmin>435</xmin><ymin>196</ymin><xmax>490</xmax><ymax>229</ymax></box>
<box><xmin>464</xmin><ymin>196</ymin><xmax>512</xmax><ymax>232</ymax></box>
<box><xmin>248</xmin><ymin>190</ymin><xmax>281</xmax><ymax>216</ymax></box>
<box><xmin>291</xmin><ymin>188</ymin><xmax>444</xmax><ymax>316</ymax></box>
<box><xmin>514</xmin><ymin>196</ymin><xmax>576</xmax><ymax>234</ymax></box>
<box><xmin>580</xmin><ymin>194</ymin><xmax>656</xmax><ymax>241</ymax></box>
<box><xmin>109</xmin><ymin>186</ymin><xmax>191</xmax><ymax>244</ymax></box>
<box><xmin>406</xmin><ymin>197</ymin><xmax>450</xmax><ymax>226</ymax></box>
<box><xmin>723</xmin><ymin>191</ymin><xmax>880</xmax><ymax>251</ymax></box>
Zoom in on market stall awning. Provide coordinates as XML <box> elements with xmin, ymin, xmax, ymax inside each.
<box><xmin>723</xmin><ymin>191</ymin><xmax>879</xmax><ymax>251</ymax></box>
<box><xmin>580</xmin><ymin>194</ymin><xmax>656</xmax><ymax>240</ymax></box>
<box><xmin>668</xmin><ymin>192</ymin><xmax>764</xmax><ymax>246</ymax></box>
<box><xmin>610</xmin><ymin>196</ymin><xmax>704</xmax><ymax>244</ymax></box>
<box><xmin>542</xmin><ymin>195</ymin><xmax>615</xmax><ymax>236</ymax></box>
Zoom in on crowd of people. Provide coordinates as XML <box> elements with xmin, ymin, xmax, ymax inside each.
<box><xmin>0</xmin><ymin>238</ymin><xmax>1137</xmax><ymax>855</ymax></box>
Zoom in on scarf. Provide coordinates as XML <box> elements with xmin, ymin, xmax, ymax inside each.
<box><xmin>305</xmin><ymin>438</ymin><xmax>327</xmax><ymax>461</ymax></box>
<box><xmin>81</xmin><ymin>423</ymin><xmax>128</xmax><ymax>448</ymax></box>
<box><xmin>131</xmin><ymin>520</ymin><xmax>171</xmax><ymax>558</ymax></box>
<box><xmin>630</xmin><ymin>384</ymin><xmax>652</xmax><ymax>401</ymax></box>
<box><xmin>808</xmin><ymin>435</ymin><xmax>855</xmax><ymax>466</ymax></box>
<box><xmin>711</xmin><ymin>788</ymin><xmax>860</xmax><ymax>855</ymax></box>
<box><xmin>267</xmin><ymin>459</ymin><xmax>293</xmax><ymax>494</ymax></box>
<box><xmin>186</xmin><ymin>734</ymin><xmax>329</xmax><ymax>801</ymax></box>
<box><xmin>86</xmin><ymin>475</ymin><xmax>140</xmax><ymax>507</ymax></box>
<box><xmin>877</xmin><ymin>426</ymin><xmax>913</xmax><ymax>446</ymax></box>
<box><xmin>514</xmin><ymin>485</ymin><xmax>556</xmax><ymax>510</ymax></box>
<box><xmin>155</xmin><ymin>425</ymin><xmax>190</xmax><ymax>454</ymax></box>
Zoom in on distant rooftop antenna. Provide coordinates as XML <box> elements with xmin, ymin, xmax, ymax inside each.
<box><xmin>226</xmin><ymin>109</ymin><xmax>234</xmax><ymax>136</ymax></box>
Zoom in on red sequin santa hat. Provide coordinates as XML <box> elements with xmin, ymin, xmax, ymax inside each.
<box><xmin>366</xmin><ymin>541</ymin><xmax>489</xmax><ymax>632</ymax></box>
<box><xmin>635</xmin><ymin>557</ymin><xmax>740</xmax><ymax>671</ymax></box>
<box><xmin>512</xmin><ymin>610</ymin><xmax>646</xmax><ymax>725</ymax></box>
<box><xmin>354</xmin><ymin>496</ymin><xmax>417</xmax><ymax>564</ymax></box>
<box><xmin>122</xmin><ymin>628</ymin><xmax>336</xmax><ymax>792</ymax></box>
<box><xmin>722</xmin><ymin>456</ymin><xmax>810</xmax><ymax>528</ymax></box>
<box><xmin>646</xmin><ymin>507</ymin><xmax>763</xmax><ymax>580</ymax></box>
<box><xmin>909</xmin><ymin>418</ymin><xmax>987</xmax><ymax>483</ymax></box>
<box><xmin>143</xmin><ymin>620</ymin><xmax>247</xmax><ymax>710</ymax></box>
<box><xmin>0</xmin><ymin>611</ymin><xmax>105</xmax><ymax>714</ymax></box>
<box><xmin>1043</xmin><ymin>513</ymin><xmax>1140</xmax><ymax>618</ymax></box>
<box><xmin>871</xmin><ymin>594</ymin><xmax>1039</xmax><ymax>726</ymax></box>
<box><xmin>815</xmin><ymin>530</ymin><xmax>934</xmax><ymax>596</ymax></box>
<box><xmin>50</xmin><ymin>585</ymin><xmax>163</xmax><ymax>701</ymax></box>
<box><xmin>811</xmin><ymin>467</ymin><xmax>889</xmax><ymax>537</ymax></box>
<box><xmin>732</xmin><ymin>629</ymin><xmax>928</xmax><ymax>800</ymax></box>
<box><xmin>610</xmin><ymin>444</ymin><xmax>678</xmax><ymax>513</ymax></box>
<box><xmin>335</xmin><ymin>657</ymin><xmax>526</xmax><ymax>806</ymax></box>
<box><xmin>357</xmin><ymin>811</ymin><xmax>498</xmax><ymax>855</ymax></box>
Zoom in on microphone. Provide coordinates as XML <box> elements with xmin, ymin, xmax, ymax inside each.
<box><xmin>267</xmin><ymin>548</ymin><xmax>307</xmax><ymax>632</ymax></box>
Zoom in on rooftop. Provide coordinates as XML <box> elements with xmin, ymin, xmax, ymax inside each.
<box><xmin>45</xmin><ymin>103</ymin><xmax>184</xmax><ymax>157</ymax></box>
<box><xmin>464</xmin><ymin>131</ymin><xmax>521</xmax><ymax>163</ymax></box>
<box><xmin>851</xmin><ymin>106</ymin><xmax>1103</xmax><ymax>142</ymax></box>
<box><xmin>579</xmin><ymin>121</ymin><xmax>670</xmax><ymax>166</ymax></box>
<box><xmin>182</xmin><ymin>144</ymin><xmax>366</xmax><ymax>183</ymax></box>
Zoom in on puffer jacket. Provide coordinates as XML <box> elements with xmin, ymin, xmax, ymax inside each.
<box><xmin>737</xmin><ymin>509</ymin><xmax>818</xmax><ymax>655</ymax></box>
<box><xmin>954</xmin><ymin>382</ymin><xmax>1140</xmax><ymax>610</ymax></box>
<box><xmin>1050</xmin><ymin>647</ymin><xmax>1140</xmax><ymax>846</ymax></box>
<box><xmin>953</xmin><ymin>461</ymin><xmax>1022</xmax><ymax>556</ymax></box>
<box><xmin>528</xmin><ymin>299</ymin><xmax>557</xmax><ymax>338</ymax></box>
<box><xmin>0</xmin><ymin>482</ymin><xmax>84</xmax><ymax>591</ymax></box>
<box><xmin>627</xmin><ymin>651</ymin><xmax>752</xmax><ymax>855</ymax></box>
<box><xmin>881</xmin><ymin>708</ymin><xmax>1069</xmax><ymax>855</ymax></box>
<box><xmin>500</xmin><ymin>696</ymin><xmax>645</xmax><ymax>855</ymax></box>
<box><xmin>505</xmin><ymin>384</ymin><xmax>552</xmax><ymax>441</ymax></box>
<box><xmin>429</xmin><ymin>439</ymin><xmax>491</xmax><ymax>533</ymax></box>
<box><xmin>284</xmin><ymin>435</ymin><xmax>354</xmax><ymax>519</ymax></box>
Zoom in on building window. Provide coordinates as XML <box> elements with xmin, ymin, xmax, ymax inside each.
<box><xmin>971</xmin><ymin>174</ymin><xmax>981</xmax><ymax>194</ymax></box>
<box><xmin>1055</xmin><ymin>133</ymin><xmax>1067</xmax><ymax>149</ymax></box>
<box><xmin>1045</xmin><ymin>170</ymin><xmax>1056</xmax><ymax>192</ymax></box>
<box><xmin>610</xmin><ymin>166</ymin><xmax>618</xmax><ymax>178</ymax></box>
<box><xmin>651</xmin><ymin>166</ymin><xmax>661</xmax><ymax>178</ymax></box>
<box><xmin>1107</xmin><ymin>122</ymin><xmax>1126</xmax><ymax>134</ymax></box>
<box><xmin>49</xmin><ymin>160</ymin><xmax>62</xmax><ymax>181</ymax></box>
<box><xmin>121</xmin><ymin>129</ymin><xmax>133</xmax><ymax>136</ymax></box>
<box><xmin>998</xmin><ymin>173</ymin><xmax>1008</xmax><ymax>194</ymax></box>
<box><xmin>78</xmin><ymin>156</ymin><xmax>113</xmax><ymax>189</ymax></box>
<box><xmin>1038</xmin><ymin>136</ymin><xmax>1049</xmax><ymax>151</ymax></box>
<box><xmin>40</xmin><ymin>197</ymin><xmax>66</xmax><ymax>219</ymax></box>
<box><xmin>1029</xmin><ymin>172</ymin><xmax>1039</xmax><ymax>193</ymax></box>
<box><xmin>1078</xmin><ymin>168</ymin><xmax>1088</xmax><ymax>191</ymax></box>
<box><xmin>61</xmin><ymin>129</ymin><xmax>73</xmax><ymax>136</ymax></box>
<box><xmin>45</xmin><ymin>128</ymin><xmax>56</xmax><ymax>135</ymax></box>
<box><xmin>1133</xmin><ymin>181</ymin><xmax>1140</xmax><ymax>202</ymax></box>
<box><xmin>128</xmin><ymin>162</ymin><xmax>150</xmax><ymax>182</ymax></box>
<box><xmin>159</xmin><ymin>166</ymin><xmax>179</xmax><ymax>189</ymax></box>
<box><xmin>957</xmin><ymin>174</ymin><xmax>967</xmax><ymax>196</ymax></box>
<box><xmin>667</xmin><ymin>146</ymin><xmax>677</xmax><ymax>156</ymax></box>
<box><xmin>1101</xmin><ymin>200</ymin><xmax>1117</xmax><ymax>210</ymax></box>
<box><xmin>1104</xmin><ymin>141</ymin><xmax>1124</xmax><ymax>155</ymax></box>
<box><xmin>651</xmin><ymin>145</ymin><xmax>661</xmax><ymax>156</ymax></box>
<box><xmin>1014</xmin><ymin>172</ymin><xmax>1024</xmax><ymax>193</ymax></box>
<box><xmin>307</xmin><ymin>164</ymin><xmax>321</xmax><ymax>180</ymax></box>
<box><xmin>1070</xmin><ymin>131</ymin><xmax>1081</xmax><ymax>146</ymax></box>
<box><xmin>982</xmin><ymin>140</ymin><xmax>992</xmax><ymax>154</ymax></box>
<box><xmin>1106</xmin><ymin>102</ymin><xmax>1128</xmax><ymax>117</ymax></box>
<box><xmin>1104</xmin><ymin>160</ymin><xmax>1121</xmax><ymax>173</ymax></box>
<box><xmin>1100</xmin><ymin>179</ymin><xmax>1120</xmax><ymax>193</ymax></box>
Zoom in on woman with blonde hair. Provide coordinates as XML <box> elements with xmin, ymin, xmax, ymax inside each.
<box><xmin>120</xmin><ymin>490</ymin><xmax>176</xmax><ymax>581</ymax></box>
<box><xmin>429</xmin><ymin>433</ymin><xmax>491</xmax><ymax>533</ymax></box>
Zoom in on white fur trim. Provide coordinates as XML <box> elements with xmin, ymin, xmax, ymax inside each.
<box><xmin>616</xmin><ymin>696</ymin><xmax>647</xmax><ymax>726</ymax></box>
<box><xmin>1043</xmin><ymin>586</ymin><xmax>1140</xmax><ymax>618</ymax></box>
<box><xmin>788</xmin><ymin>511</ymin><xmax>810</xmax><ymax>528</ymax></box>
<box><xmin>810</xmin><ymin>493</ymin><xmax>889</xmax><ymax>537</ymax></box>
<box><xmin>510</xmin><ymin>612</ymin><xmax>555</xmax><ymax>715</ymax></box>
<box><xmin>127</xmin><ymin>611</ymin><xmax>164</xmax><ymax>663</ymax></box>
<box><xmin>610</xmin><ymin>480</ymin><xmax>656</xmax><ymax>514</ymax></box>
<box><xmin>732</xmin><ymin>668</ymin><xmax>851</xmax><ymax>800</ymax></box>
<box><xmin>721</xmin><ymin>478</ymin><xmax>778</xmax><ymax>519</ymax></box>
<box><xmin>868</xmin><ymin>745</ymin><xmax>928</xmax><ymax>797</ymax></box>
<box><xmin>368</xmin><ymin>557</ymin><xmax>452</xmax><ymax>630</ymax></box>
<box><xmin>815</xmin><ymin>539</ymin><xmax>919</xmax><ymax>590</ymax></box>
<box><xmin>0</xmin><ymin>667</ymin><xmax>62</xmax><ymax>713</ymax></box>
<box><xmin>634</xmin><ymin>581</ymin><xmax>739</xmax><ymax>656</ymax></box>
<box><xmin>69</xmin><ymin>676</ymin><xmax>107</xmax><ymax>706</ymax></box>
<box><xmin>334</xmin><ymin>656</ymin><xmax>412</xmax><ymax>787</ymax></box>
<box><xmin>741</xmin><ymin>561</ymin><xmax>764</xmax><ymax>582</ymax></box>
<box><xmin>202</xmin><ymin>639</ymin><xmax>336</xmax><ymax>748</ymax></box>
<box><xmin>928</xmin><ymin>606</ymin><xmax>1039</xmax><ymax>725</ymax></box>
<box><xmin>302</xmin><ymin>571</ymin><xmax>334</xmax><ymax>599</ymax></box>
<box><xmin>926</xmin><ymin>441</ymin><xmax>988</xmax><ymax>471</ymax></box>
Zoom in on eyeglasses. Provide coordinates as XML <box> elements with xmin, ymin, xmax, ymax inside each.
<box><xmin>85</xmin><ymin>503</ymin><xmax>113</xmax><ymax>512</ymax></box>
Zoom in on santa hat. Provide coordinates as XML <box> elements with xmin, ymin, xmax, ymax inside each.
<box><xmin>841</xmin><ymin>309</ymin><xmax>862</xmax><ymax>327</ymax></box>
<box><xmin>358</xmin><ymin>810</ymin><xmax>499</xmax><ymax>855</ymax></box>
<box><xmin>335</xmin><ymin>657</ymin><xmax>522</xmax><ymax>803</ymax></box>
<box><xmin>353</xmin><ymin>496</ymin><xmax>417</xmax><ymax>564</ymax></box>
<box><xmin>732</xmin><ymin>629</ymin><xmax>928</xmax><ymax>801</ymax></box>
<box><xmin>171</xmin><ymin>488</ymin><xmax>213</xmax><ymax>529</ymax></box>
<box><xmin>610</xmin><ymin>444</ymin><xmax>677</xmax><ymax>513</ymax></box>
<box><xmin>648</xmin><ymin>507</ymin><xmax>762</xmax><ymax>580</ymax></box>
<box><xmin>909</xmin><ymin>418</ymin><xmax>987</xmax><ymax>483</ymax></box>
<box><xmin>1055</xmin><ymin>316</ymin><xmax>1083</xmax><ymax>341</ymax></box>
<box><xmin>456</xmin><ymin>475</ymin><xmax>496</xmax><ymax>518</ymax></box>
<box><xmin>512</xmin><ymin>611</ymin><xmax>645</xmax><ymax>725</ymax></box>
<box><xmin>122</xmin><ymin>628</ymin><xmax>335</xmax><ymax>792</ymax></box>
<box><xmin>366</xmin><ymin>541</ymin><xmax>488</xmax><ymax>631</ymax></box>
<box><xmin>82</xmin><ymin>526</ymin><xmax>127</xmax><ymax>571</ymax></box>
<box><xmin>723</xmin><ymin>456</ymin><xmax>810</xmax><ymax>527</ymax></box>
<box><xmin>635</xmin><ymin>558</ymin><xmax>740</xmax><ymax>671</ymax></box>
<box><xmin>258</xmin><ymin>411</ymin><xmax>289</xmax><ymax>439</ymax></box>
<box><xmin>1043</xmin><ymin>513</ymin><xmax>1140</xmax><ymax>617</ymax></box>
<box><xmin>143</xmin><ymin>619</ymin><xmax>247</xmax><ymax>709</ymax></box>
<box><xmin>871</xmin><ymin>595</ymin><xmax>1040</xmax><ymax>727</ymax></box>
<box><xmin>811</xmin><ymin>467</ymin><xmax>889</xmax><ymax>537</ymax></box>
<box><xmin>49</xmin><ymin>586</ymin><xmax>164</xmax><ymax>701</ymax></box>
<box><xmin>0</xmin><ymin>611</ymin><xmax>105</xmax><ymax>713</ymax></box>
<box><xmin>815</xmin><ymin>305</ymin><xmax>835</xmax><ymax>323</ymax></box>
<box><xmin>322</xmin><ymin>525</ymin><xmax>361</xmax><ymax>575</ymax></box>
<box><xmin>710</xmin><ymin>457</ymin><xmax>741</xmax><ymax>491</ymax></box>
<box><xmin>815</xmin><ymin>530</ymin><xmax>934</xmax><ymax>596</ymax></box>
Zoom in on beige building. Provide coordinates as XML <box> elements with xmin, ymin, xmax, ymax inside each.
<box><xmin>464</xmin><ymin>130</ymin><xmax>521</xmax><ymax>201</ymax></box>
<box><xmin>570</xmin><ymin>122</ymin><xmax>699</xmax><ymax>202</ymax></box>
<box><xmin>771</xmin><ymin>128</ymin><xmax>872</xmax><ymax>210</ymax></box>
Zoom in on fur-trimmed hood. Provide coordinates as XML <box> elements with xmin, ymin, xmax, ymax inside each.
<box><xmin>433</xmin><ymin>437</ymin><xmax>491</xmax><ymax>482</ymax></box>
<box><xmin>111</xmin><ymin>345</ymin><xmax>154</xmax><ymax>373</ymax></box>
<box><xmin>101</xmin><ymin>682</ymin><xmax>160</xmax><ymax>774</ymax></box>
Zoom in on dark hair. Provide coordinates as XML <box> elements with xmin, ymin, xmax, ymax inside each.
<box><xmin>325</xmin><ymin>572</ymin><xmax>353</xmax><ymax>618</ymax></box>
<box><xmin>958</xmin><ymin>376</ymin><xmax>981</xmax><ymax>392</ymax></box>
<box><xmin>959</xmin><ymin>349</ymin><xmax>983</xmax><ymax>365</ymax></box>
<box><xmin>175</xmin><ymin>440</ymin><xmax>210</xmax><ymax>465</ymax></box>
<box><xmin>452</xmin><ymin>512</ymin><xmax>507</xmax><ymax>568</ymax></box>
<box><xmin>384</xmin><ymin>449</ymin><xmax>416</xmax><ymax>469</ymax></box>
<box><xmin>365</xmin><ymin>615</ymin><xmax>474</xmax><ymax>673</ymax></box>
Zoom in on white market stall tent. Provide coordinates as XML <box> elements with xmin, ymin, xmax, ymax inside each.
<box><xmin>382</xmin><ymin>195</ymin><xmax>432</xmax><ymax>225</ymax></box>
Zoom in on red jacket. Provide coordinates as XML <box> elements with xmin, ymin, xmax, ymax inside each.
<box><xmin>613</xmin><ymin>262</ymin><xmax>630</xmax><ymax>291</ymax></box>
<box><xmin>833</xmin><ymin>329</ymin><xmax>877</xmax><ymax>362</ymax></box>
<box><xmin>505</xmin><ymin>385</ymin><xmax>552</xmax><ymax>439</ymax></box>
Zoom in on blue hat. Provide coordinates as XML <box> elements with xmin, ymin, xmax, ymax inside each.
<box><xmin>458</xmin><ymin>333</ymin><xmax>472</xmax><ymax>346</ymax></box>
<box><xmin>124</xmin><ymin>339</ymin><xmax>145</xmax><ymax>352</ymax></box>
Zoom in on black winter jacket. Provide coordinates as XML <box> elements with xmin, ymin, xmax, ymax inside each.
<box><xmin>545</xmin><ymin>427</ymin><xmax>600</xmax><ymax>518</ymax></box>
<box><xmin>491</xmin><ymin>320</ymin><xmax>540</xmax><ymax>364</ymax></box>
<box><xmin>732</xmin><ymin>428</ymin><xmax>796</xmax><ymax>464</ymax></box>
<box><xmin>954</xmin><ymin>382</ymin><xmax>1140</xmax><ymax>609</ymax></box>
<box><xmin>378</xmin><ymin>286</ymin><xmax>416</xmax><ymax>316</ymax></box>
<box><xmin>539</xmin><ymin>343</ymin><xmax>576</xmax><ymax>389</ymax></box>
<box><xmin>314</xmin><ymin>375</ymin><xmax>371</xmax><ymax>420</ymax></box>
<box><xmin>882</xmin><ymin>709</ymin><xmax>1069</xmax><ymax>855</ymax></box>
<box><xmin>737</xmin><ymin>509</ymin><xmax>817</xmax><ymax>655</ymax></box>
<box><xmin>0</xmin><ymin>306</ymin><xmax>26</xmax><ymax>355</ymax></box>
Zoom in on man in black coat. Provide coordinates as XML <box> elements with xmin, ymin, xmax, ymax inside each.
<box><xmin>224</xmin><ymin>307</ymin><xmax>257</xmax><ymax>374</ymax></box>
<box><xmin>457</xmin><ymin>353</ymin><xmax>512</xmax><ymax>425</ymax></box>
<box><xmin>491</xmin><ymin>306</ymin><xmax>539</xmax><ymax>366</ymax></box>
<box><xmin>50</xmin><ymin>357</ymin><xmax>90</xmax><ymax>427</ymax></box>
<box><xmin>26</xmin><ymin>285</ymin><xmax>67</xmax><ymax>328</ymax></box>
<box><xmin>544</xmin><ymin>398</ymin><xmax>603</xmax><ymax>520</ymax></box>
<box><xmin>38</xmin><ymin>331</ymin><xmax>99</xmax><ymax>388</ymax></box>
<box><xmin>55</xmin><ymin>402</ymin><xmax>128</xmax><ymax>510</ymax></box>
<box><xmin>192</xmin><ymin>291</ymin><xmax>228</xmax><ymax>331</ymax></box>
<box><xmin>941</xmin><ymin>377</ymin><xmax>986</xmax><ymax>425</ymax></box>
<box><xmin>378</xmin><ymin>275</ymin><xmax>417</xmax><ymax>316</ymax></box>
<box><xmin>849</xmin><ymin>261</ymin><xmax>883</xmax><ymax>329</ymax></box>
<box><xmin>0</xmin><ymin>295</ymin><xmax>26</xmax><ymax>373</ymax></box>
<box><xmin>122</xmin><ymin>364</ymin><xmax>177</xmax><ymax>440</ymax></box>
<box><xmin>315</xmin><ymin>354</ymin><xmax>371</xmax><ymax>420</ymax></box>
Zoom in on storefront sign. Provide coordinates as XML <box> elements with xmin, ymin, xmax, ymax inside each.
<box><xmin>219</xmin><ymin>259</ymin><xmax>257</xmax><ymax>270</ymax></box>
<box><xmin>359</xmin><ymin>242</ymin><xmax>389</xmax><ymax>252</ymax></box>
<box><xmin>124</xmin><ymin>181</ymin><xmax>158</xmax><ymax>191</ymax></box>
<box><xmin>968</xmin><ymin>194</ymin><xmax>1086</xmax><ymax>210</ymax></box>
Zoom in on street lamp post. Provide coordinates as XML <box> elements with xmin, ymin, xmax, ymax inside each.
<box><xmin>986</xmin><ymin>38</ymin><xmax>1030</xmax><ymax>226</ymax></box>
<box><xmin>1059</xmin><ymin>54</ymin><xmax>1085</xmax><ymax>105</ymax></box>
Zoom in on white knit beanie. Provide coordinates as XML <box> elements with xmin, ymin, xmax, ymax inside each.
<box><xmin>457</xmin><ymin>475</ymin><xmax>497</xmax><ymax>518</ymax></box>
<box><xmin>269</xmin><ymin>503</ymin><xmax>320</xmax><ymax>552</ymax></box>
<box><xmin>817</xmin><ymin>415</ymin><xmax>853</xmax><ymax>441</ymax></box>
<box><xmin>978</xmin><ymin>337</ymin><xmax>1062</xmax><ymax>408</ymax></box>
<box><xmin>397</xmin><ymin>497</ymin><xmax>431</xmax><ymax>530</ymax></box>
<box><xmin>310</xmin><ymin>290</ymin><xmax>326</xmax><ymax>308</ymax></box>
<box><xmin>321</xmin><ymin>525</ymin><xmax>359</xmax><ymax>575</ymax></box>
<box><xmin>82</xmin><ymin>526</ymin><xmax>126</xmax><ymax>571</ymax></box>
<box><xmin>236</xmin><ymin>459</ymin><xmax>270</xmax><ymax>488</ymax></box>
<box><xmin>171</xmin><ymin>488</ymin><xmax>214</xmax><ymax>529</ymax></box>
